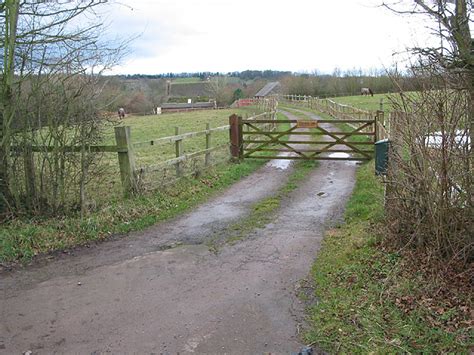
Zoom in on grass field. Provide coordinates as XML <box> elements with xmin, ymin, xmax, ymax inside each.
<box><xmin>333</xmin><ymin>93</ymin><xmax>390</xmax><ymax>111</ymax></box>
<box><xmin>104</xmin><ymin>107</ymin><xmax>260</xmax><ymax>150</ymax></box>
<box><xmin>88</xmin><ymin>107</ymin><xmax>260</xmax><ymax>201</ymax></box>
<box><xmin>105</xmin><ymin>107</ymin><xmax>256</xmax><ymax>164</ymax></box>
<box><xmin>330</xmin><ymin>92</ymin><xmax>418</xmax><ymax>113</ymax></box>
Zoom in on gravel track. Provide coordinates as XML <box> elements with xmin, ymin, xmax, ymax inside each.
<box><xmin>1</xmin><ymin>110</ymin><xmax>357</xmax><ymax>354</ymax></box>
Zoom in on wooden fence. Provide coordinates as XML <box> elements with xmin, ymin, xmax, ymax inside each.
<box><xmin>281</xmin><ymin>94</ymin><xmax>389</xmax><ymax>141</ymax></box>
<box><xmin>232</xmin><ymin>98</ymin><xmax>259</xmax><ymax>107</ymax></box>
<box><xmin>13</xmin><ymin>110</ymin><xmax>277</xmax><ymax>198</ymax></box>
<box><xmin>114</xmin><ymin>109</ymin><xmax>276</xmax><ymax>195</ymax></box>
<box><xmin>231</xmin><ymin>97</ymin><xmax>278</xmax><ymax>112</ymax></box>
<box><xmin>112</xmin><ymin>124</ymin><xmax>234</xmax><ymax>196</ymax></box>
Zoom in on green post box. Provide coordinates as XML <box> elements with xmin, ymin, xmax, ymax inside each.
<box><xmin>375</xmin><ymin>139</ymin><xmax>390</xmax><ymax>175</ymax></box>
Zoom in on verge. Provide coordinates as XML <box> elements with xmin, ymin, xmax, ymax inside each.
<box><xmin>0</xmin><ymin>160</ymin><xmax>266</xmax><ymax>265</ymax></box>
<box><xmin>304</xmin><ymin>161</ymin><xmax>472</xmax><ymax>353</ymax></box>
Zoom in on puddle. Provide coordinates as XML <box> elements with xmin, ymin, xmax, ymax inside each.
<box><xmin>328</xmin><ymin>152</ymin><xmax>357</xmax><ymax>165</ymax></box>
<box><xmin>268</xmin><ymin>159</ymin><xmax>292</xmax><ymax>170</ymax></box>
<box><xmin>328</xmin><ymin>152</ymin><xmax>350</xmax><ymax>159</ymax></box>
<box><xmin>267</xmin><ymin>152</ymin><xmax>293</xmax><ymax>170</ymax></box>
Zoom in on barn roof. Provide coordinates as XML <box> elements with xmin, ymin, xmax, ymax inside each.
<box><xmin>255</xmin><ymin>81</ymin><xmax>281</xmax><ymax>97</ymax></box>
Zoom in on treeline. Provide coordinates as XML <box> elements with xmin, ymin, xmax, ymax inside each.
<box><xmin>99</xmin><ymin>70</ymin><xmax>416</xmax><ymax>114</ymax></box>
<box><xmin>231</xmin><ymin>70</ymin><xmax>292</xmax><ymax>80</ymax></box>
<box><xmin>118</xmin><ymin>70</ymin><xmax>293</xmax><ymax>81</ymax></box>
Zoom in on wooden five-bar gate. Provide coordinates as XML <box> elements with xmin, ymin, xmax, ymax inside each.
<box><xmin>229</xmin><ymin>114</ymin><xmax>377</xmax><ymax>161</ymax></box>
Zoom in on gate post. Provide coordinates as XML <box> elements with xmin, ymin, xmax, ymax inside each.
<box><xmin>375</xmin><ymin>110</ymin><xmax>384</xmax><ymax>141</ymax></box>
<box><xmin>229</xmin><ymin>114</ymin><xmax>243</xmax><ymax>160</ymax></box>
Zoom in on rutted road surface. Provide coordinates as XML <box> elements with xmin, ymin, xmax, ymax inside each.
<box><xmin>1</xmin><ymin>110</ymin><xmax>357</xmax><ymax>354</ymax></box>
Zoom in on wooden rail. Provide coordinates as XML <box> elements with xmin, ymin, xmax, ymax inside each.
<box><xmin>10</xmin><ymin>124</ymin><xmax>231</xmax><ymax>198</ymax></box>
<box><xmin>11</xmin><ymin>145</ymin><xmax>125</xmax><ymax>153</ymax></box>
<box><xmin>12</xmin><ymin>110</ymin><xmax>276</xmax><ymax>197</ymax></box>
<box><xmin>133</xmin><ymin>125</ymin><xmax>230</xmax><ymax>148</ymax></box>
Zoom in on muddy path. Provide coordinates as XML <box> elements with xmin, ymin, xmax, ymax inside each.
<box><xmin>1</xmin><ymin>110</ymin><xmax>357</xmax><ymax>354</ymax></box>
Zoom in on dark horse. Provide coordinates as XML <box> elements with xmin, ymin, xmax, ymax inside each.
<box><xmin>360</xmin><ymin>87</ymin><xmax>374</xmax><ymax>97</ymax></box>
<box><xmin>118</xmin><ymin>107</ymin><xmax>125</xmax><ymax>119</ymax></box>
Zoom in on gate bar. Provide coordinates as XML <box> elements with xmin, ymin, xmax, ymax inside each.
<box><xmin>241</xmin><ymin>119</ymin><xmax>375</xmax><ymax>124</ymax></box>
<box><xmin>245</xmin><ymin>155</ymin><xmax>370</xmax><ymax>161</ymax></box>
<box><xmin>243</xmin><ymin>140</ymin><xmax>374</xmax><ymax>145</ymax></box>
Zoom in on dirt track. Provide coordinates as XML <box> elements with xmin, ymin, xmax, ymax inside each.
<box><xmin>1</xmin><ymin>110</ymin><xmax>357</xmax><ymax>354</ymax></box>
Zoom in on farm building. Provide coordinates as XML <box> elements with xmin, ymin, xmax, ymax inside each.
<box><xmin>158</xmin><ymin>80</ymin><xmax>217</xmax><ymax>113</ymax></box>
<box><xmin>160</xmin><ymin>101</ymin><xmax>217</xmax><ymax>113</ymax></box>
<box><xmin>254</xmin><ymin>81</ymin><xmax>281</xmax><ymax>98</ymax></box>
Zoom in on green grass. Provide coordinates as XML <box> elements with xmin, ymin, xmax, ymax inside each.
<box><xmin>331</xmin><ymin>92</ymin><xmax>420</xmax><ymax>113</ymax></box>
<box><xmin>0</xmin><ymin>159</ymin><xmax>268</xmax><ymax>264</ymax></box>
<box><xmin>304</xmin><ymin>161</ymin><xmax>472</xmax><ymax>353</ymax></box>
<box><xmin>332</xmin><ymin>93</ymin><xmax>392</xmax><ymax>112</ymax></box>
<box><xmin>87</xmin><ymin>107</ymin><xmax>261</xmax><ymax>202</ymax></box>
<box><xmin>104</xmin><ymin>107</ymin><xmax>257</xmax><ymax>161</ymax></box>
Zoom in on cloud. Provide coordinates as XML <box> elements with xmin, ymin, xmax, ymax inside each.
<box><xmin>105</xmin><ymin>0</ymin><xmax>434</xmax><ymax>74</ymax></box>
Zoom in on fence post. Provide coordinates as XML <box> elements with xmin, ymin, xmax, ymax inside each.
<box><xmin>24</xmin><ymin>143</ymin><xmax>36</xmax><ymax>209</ymax></box>
<box><xmin>205</xmin><ymin>122</ymin><xmax>211</xmax><ymax>166</ymax></box>
<box><xmin>229</xmin><ymin>114</ymin><xmax>243</xmax><ymax>160</ymax></box>
<box><xmin>379</xmin><ymin>98</ymin><xmax>384</xmax><ymax>111</ymax></box>
<box><xmin>376</xmin><ymin>110</ymin><xmax>385</xmax><ymax>141</ymax></box>
<box><xmin>114</xmin><ymin>126</ymin><xmax>136</xmax><ymax>197</ymax></box>
<box><xmin>175</xmin><ymin>126</ymin><xmax>183</xmax><ymax>176</ymax></box>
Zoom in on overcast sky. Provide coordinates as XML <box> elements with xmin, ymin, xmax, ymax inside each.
<box><xmin>103</xmin><ymin>0</ymin><xmax>435</xmax><ymax>75</ymax></box>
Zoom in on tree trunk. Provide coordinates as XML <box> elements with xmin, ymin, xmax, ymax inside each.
<box><xmin>0</xmin><ymin>0</ymin><xmax>20</xmax><ymax>217</ymax></box>
<box><xmin>0</xmin><ymin>111</ymin><xmax>8</xmax><ymax>216</ymax></box>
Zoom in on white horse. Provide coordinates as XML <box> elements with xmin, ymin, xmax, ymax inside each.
<box><xmin>118</xmin><ymin>107</ymin><xmax>125</xmax><ymax>119</ymax></box>
<box><xmin>361</xmin><ymin>87</ymin><xmax>374</xmax><ymax>97</ymax></box>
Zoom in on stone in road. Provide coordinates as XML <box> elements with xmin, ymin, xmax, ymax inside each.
<box><xmin>1</xmin><ymin>114</ymin><xmax>357</xmax><ymax>354</ymax></box>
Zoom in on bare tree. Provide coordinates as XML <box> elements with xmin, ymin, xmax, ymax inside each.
<box><xmin>0</xmin><ymin>0</ymin><xmax>126</xmax><ymax>218</ymax></box>
<box><xmin>382</xmin><ymin>0</ymin><xmax>473</xmax><ymax>146</ymax></box>
<box><xmin>382</xmin><ymin>0</ymin><xmax>473</xmax><ymax>263</ymax></box>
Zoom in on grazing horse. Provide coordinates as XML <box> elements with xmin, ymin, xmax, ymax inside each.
<box><xmin>118</xmin><ymin>107</ymin><xmax>125</xmax><ymax>119</ymax></box>
<box><xmin>361</xmin><ymin>87</ymin><xmax>374</xmax><ymax>97</ymax></box>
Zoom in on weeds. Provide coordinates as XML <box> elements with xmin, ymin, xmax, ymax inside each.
<box><xmin>305</xmin><ymin>161</ymin><xmax>472</xmax><ymax>353</ymax></box>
